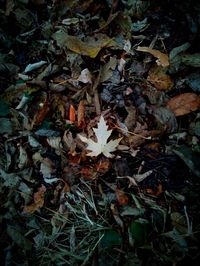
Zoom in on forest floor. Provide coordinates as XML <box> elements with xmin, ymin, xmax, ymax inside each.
<box><xmin>1</xmin><ymin>0</ymin><xmax>200</xmax><ymax>265</ymax></box>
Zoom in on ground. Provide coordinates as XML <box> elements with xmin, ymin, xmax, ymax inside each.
<box><xmin>0</xmin><ymin>0</ymin><xmax>200</xmax><ymax>265</ymax></box>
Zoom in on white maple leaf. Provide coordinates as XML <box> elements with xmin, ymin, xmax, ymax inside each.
<box><xmin>78</xmin><ymin>115</ymin><xmax>122</xmax><ymax>158</ymax></box>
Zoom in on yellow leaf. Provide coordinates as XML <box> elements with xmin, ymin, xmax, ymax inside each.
<box><xmin>136</xmin><ymin>46</ymin><xmax>169</xmax><ymax>67</ymax></box>
<box><xmin>64</xmin><ymin>34</ymin><xmax>115</xmax><ymax>58</ymax></box>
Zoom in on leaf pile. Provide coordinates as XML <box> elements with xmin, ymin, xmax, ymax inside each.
<box><xmin>1</xmin><ymin>0</ymin><xmax>200</xmax><ymax>265</ymax></box>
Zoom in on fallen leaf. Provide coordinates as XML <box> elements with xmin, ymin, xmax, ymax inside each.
<box><xmin>115</xmin><ymin>188</ymin><xmax>129</xmax><ymax>206</ymax></box>
<box><xmin>63</xmin><ymin>131</ymin><xmax>76</xmax><ymax>154</ymax></box>
<box><xmin>147</xmin><ymin>65</ymin><xmax>174</xmax><ymax>91</ymax></box>
<box><xmin>5</xmin><ymin>0</ymin><xmax>14</xmax><ymax>16</ymax></box>
<box><xmin>78</xmin><ymin>68</ymin><xmax>92</xmax><ymax>84</ymax></box>
<box><xmin>53</xmin><ymin>32</ymin><xmax>115</xmax><ymax>58</ymax></box>
<box><xmin>134</xmin><ymin>170</ymin><xmax>153</xmax><ymax>182</ymax></box>
<box><xmin>24</xmin><ymin>185</ymin><xmax>46</xmax><ymax>213</ymax></box>
<box><xmin>69</xmin><ymin>104</ymin><xmax>76</xmax><ymax>122</ymax></box>
<box><xmin>166</xmin><ymin>93</ymin><xmax>200</xmax><ymax>116</ymax></box>
<box><xmin>100</xmin><ymin>56</ymin><xmax>117</xmax><ymax>83</ymax></box>
<box><xmin>47</xmin><ymin>136</ymin><xmax>62</xmax><ymax>154</ymax></box>
<box><xmin>18</xmin><ymin>145</ymin><xmax>29</xmax><ymax>169</ymax></box>
<box><xmin>32</xmin><ymin>99</ymin><xmax>49</xmax><ymax>127</ymax></box>
<box><xmin>136</xmin><ymin>46</ymin><xmax>169</xmax><ymax>67</ymax></box>
<box><xmin>40</xmin><ymin>158</ymin><xmax>59</xmax><ymax>184</ymax></box>
<box><xmin>96</xmin><ymin>158</ymin><xmax>112</xmax><ymax>173</ymax></box>
<box><xmin>152</xmin><ymin>106</ymin><xmax>178</xmax><ymax>133</ymax></box>
<box><xmin>77</xmin><ymin>100</ymin><xmax>86</xmax><ymax>129</ymax></box>
<box><xmin>110</xmin><ymin>203</ymin><xmax>124</xmax><ymax>228</ymax></box>
<box><xmin>24</xmin><ymin>61</ymin><xmax>47</xmax><ymax>73</ymax></box>
<box><xmin>78</xmin><ymin>115</ymin><xmax>122</xmax><ymax>158</ymax></box>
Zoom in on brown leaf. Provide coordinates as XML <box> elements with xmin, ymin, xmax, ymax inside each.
<box><xmin>5</xmin><ymin>0</ymin><xmax>14</xmax><ymax>16</ymax></box>
<box><xmin>115</xmin><ymin>188</ymin><xmax>129</xmax><ymax>206</ymax></box>
<box><xmin>24</xmin><ymin>185</ymin><xmax>46</xmax><ymax>213</ymax></box>
<box><xmin>32</xmin><ymin>99</ymin><xmax>49</xmax><ymax>126</ymax></box>
<box><xmin>166</xmin><ymin>93</ymin><xmax>200</xmax><ymax>116</ymax></box>
<box><xmin>77</xmin><ymin>100</ymin><xmax>86</xmax><ymax>128</ymax></box>
<box><xmin>63</xmin><ymin>34</ymin><xmax>115</xmax><ymax>58</ymax></box>
<box><xmin>110</xmin><ymin>203</ymin><xmax>124</xmax><ymax>228</ymax></box>
<box><xmin>80</xmin><ymin>166</ymin><xmax>98</xmax><ymax>179</ymax></box>
<box><xmin>147</xmin><ymin>65</ymin><xmax>174</xmax><ymax>91</ymax></box>
<box><xmin>96</xmin><ymin>158</ymin><xmax>112</xmax><ymax>174</ymax></box>
<box><xmin>136</xmin><ymin>46</ymin><xmax>169</xmax><ymax>67</ymax></box>
<box><xmin>124</xmin><ymin>105</ymin><xmax>136</xmax><ymax>130</ymax></box>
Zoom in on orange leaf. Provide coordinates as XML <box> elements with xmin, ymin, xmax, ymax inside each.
<box><xmin>136</xmin><ymin>46</ymin><xmax>169</xmax><ymax>67</ymax></box>
<box><xmin>115</xmin><ymin>188</ymin><xmax>129</xmax><ymax>206</ymax></box>
<box><xmin>77</xmin><ymin>100</ymin><xmax>86</xmax><ymax>128</ymax></box>
<box><xmin>69</xmin><ymin>104</ymin><xmax>76</xmax><ymax>122</ymax></box>
<box><xmin>24</xmin><ymin>185</ymin><xmax>46</xmax><ymax>213</ymax></box>
<box><xmin>166</xmin><ymin>93</ymin><xmax>200</xmax><ymax>116</ymax></box>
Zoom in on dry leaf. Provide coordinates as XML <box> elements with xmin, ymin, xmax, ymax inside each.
<box><xmin>124</xmin><ymin>105</ymin><xmax>136</xmax><ymax>130</ymax></box>
<box><xmin>47</xmin><ymin>136</ymin><xmax>62</xmax><ymax>154</ymax></box>
<box><xmin>32</xmin><ymin>99</ymin><xmax>49</xmax><ymax>127</ymax></box>
<box><xmin>110</xmin><ymin>203</ymin><xmax>124</xmax><ymax>228</ymax></box>
<box><xmin>77</xmin><ymin>100</ymin><xmax>86</xmax><ymax>129</ymax></box>
<box><xmin>40</xmin><ymin>158</ymin><xmax>58</xmax><ymax>184</ymax></box>
<box><xmin>115</xmin><ymin>188</ymin><xmax>129</xmax><ymax>206</ymax></box>
<box><xmin>69</xmin><ymin>104</ymin><xmax>76</xmax><ymax>122</ymax></box>
<box><xmin>166</xmin><ymin>93</ymin><xmax>200</xmax><ymax>116</ymax></box>
<box><xmin>24</xmin><ymin>185</ymin><xmax>46</xmax><ymax>213</ymax></box>
<box><xmin>78</xmin><ymin>115</ymin><xmax>122</xmax><ymax>158</ymax></box>
<box><xmin>63</xmin><ymin>131</ymin><xmax>76</xmax><ymax>154</ymax></box>
<box><xmin>147</xmin><ymin>65</ymin><xmax>174</xmax><ymax>91</ymax></box>
<box><xmin>62</xmin><ymin>34</ymin><xmax>114</xmax><ymax>58</ymax></box>
<box><xmin>18</xmin><ymin>145</ymin><xmax>28</xmax><ymax>169</ymax></box>
<box><xmin>136</xmin><ymin>46</ymin><xmax>169</xmax><ymax>67</ymax></box>
<box><xmin>78</xmin><ymin>68</ymin><xmax>92</xmax><ymax>84</ymax></box>
<box><xmin>96</xmin><ymin>158</ymin><xmax>112</xmax><ymax>173</ymax></box>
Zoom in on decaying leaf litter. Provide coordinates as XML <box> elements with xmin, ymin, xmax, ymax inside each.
<box><xmin>1</xmin><ymin>0</ymin><xmax>200</xmax><ymax>265</ymax></box>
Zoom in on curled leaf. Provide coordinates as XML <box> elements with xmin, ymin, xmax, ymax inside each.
<box><xmin>136</xmin><ymin>46</ymin><xmax>169</xmax><ymax>67</ymax></box>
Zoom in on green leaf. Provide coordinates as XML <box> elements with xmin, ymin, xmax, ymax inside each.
<box><xmin>185</xmin><ymin>72</ymin><xmax>200</xmax><ymax>92</ymax></box>
<box><xmin>173</xmin><ymin>145</ymin><xmax>200</xmax><ymax>177</ymax></box>
<box><xmin>129</xmin><ymin>218</ymin><xmax>149</xmax><ymax>247</ymax></box>
<box><xmin>99</xmin><ymin>229</ymin><xmax>122</xmax><ymax>249</ymax></box>
<box><xmin>0</xmin><ymin>169</ymin><xmax>20</xmax><ymax>187</ymax></box>
<box><xmin>0</xmin><ymin>118</ymin><xmax>13</xmax><ymax>134</ymax></box>
<box><xmin>189</xmin><ymin>120</ymin><xmax>200</xmax><ymax>136</ymax></box>
<box><xmin>162</xmin><ymin>228</ymin><xmax>188</xmax><ymax>251</ymax></box>
<box><xmin>7</xmin><ymin>225</ymin><xmax>32</xmax><ymax>250</ymax></box>
<box><xmin>0</xmin><ymin>100</ymin><xmax>10</xmax><ymax>117</ymax></box>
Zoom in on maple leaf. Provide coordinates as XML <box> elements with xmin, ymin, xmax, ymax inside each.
<box><xmin>78</xmin><ymin>115</ymin><xmax>122</xmax><ymax>158</ymax></box>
